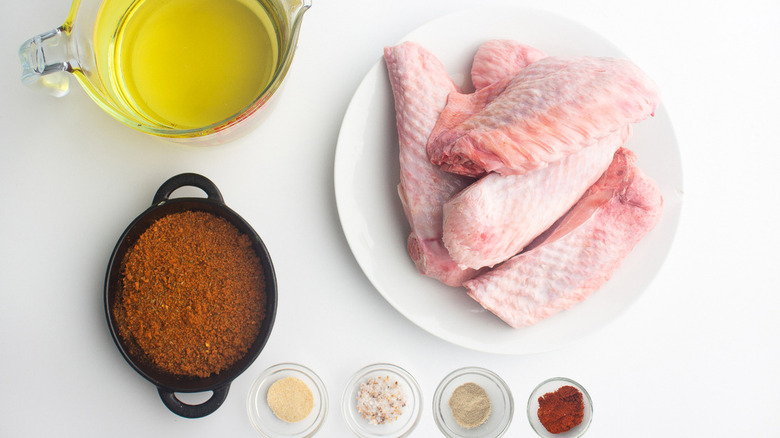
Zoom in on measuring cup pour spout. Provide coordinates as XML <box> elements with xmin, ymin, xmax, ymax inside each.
<box><xmin>19</xmin><ymin>26</ymin><xmax>76</xmax><ymax>97</ymax></box>
<box><xmin>291</xmin><ymin>0</ymin><xmax>312</xmax><ymax>20</ymax></box>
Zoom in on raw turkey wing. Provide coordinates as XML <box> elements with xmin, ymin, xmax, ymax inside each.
<box><xmin>442</xmin><ymin>126</ymin><xmax>630</xmax><ymax>270</ymax></box>
<box><xmin>428</xmin><ymin>56</ymin><xmax>660</xmax><ymax>177</ymax></box>
<box><xmin>463</xmin><ymin>148</ymin><xmax>664</xmax><ymax>328</ymax></box>
<box><xmin>384</xmin><ymin>42</ymin><xmax>477</xmax><ymax>286</ymax></box>
<box><xmin>425</xmin><ymin>41</ymin><xmax>548</xmax><ymax>163</ymax></box>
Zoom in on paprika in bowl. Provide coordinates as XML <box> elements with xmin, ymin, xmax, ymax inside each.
<box><xmin>527</xmin><ymin>377</ymin><xmax>593</xmax><ymax>437</ymax></box>
<box><xmin>104</xmin><ymin>173</ymin><xmax>277</xmax><ymax>418</ymax></box>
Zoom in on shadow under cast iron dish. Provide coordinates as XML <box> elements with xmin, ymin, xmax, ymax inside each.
<box><xmin>19</xmin><ymin>0</ymin><xmax>310</xmax><ymax>143</ymax></box>
<box><xmin>104</xmin><ymin>173</ymin><xmax>277</xmax><ymax>418</ymax></box>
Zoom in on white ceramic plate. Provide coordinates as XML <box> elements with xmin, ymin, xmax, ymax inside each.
<box><xmin>334</xmin><ymin>7</ymin><xmax>683</xmax><ymax>354</ymax></box>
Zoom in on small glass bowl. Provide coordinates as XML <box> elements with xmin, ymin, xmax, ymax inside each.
<box><xmin>527</xmin><ymin>377</ymin><xmax>593</xmax><ymax>437</ymax></box>
<box><xmin>341</xmin><ymin>363</ymin><xmax>423</xmax><ymax>438</ymax></box>
<box><xmin>247</xmin><ymin>363</ymin><xmax>328</xmax><ymax>438</ymax></box>
<box><xmin>432</xmin><ymin>367</ymin><xmax>514</xmax><ymax>438</ymax></box>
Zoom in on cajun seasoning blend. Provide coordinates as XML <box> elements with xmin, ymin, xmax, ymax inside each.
<box><xmin>114</xmin><ymin>210</ymin><xmax>266</xmax><ymax>378</ymax></box>
<box><xmin>537</xmin><ymin>385</ymin><xmax>585</xmax><ymax>434</ymax></box>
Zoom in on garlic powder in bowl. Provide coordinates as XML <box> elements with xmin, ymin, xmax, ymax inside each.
<box><xmin>247</xmin><ymin>363</ymin><xmax>328</xmax><ymax>438</ymax></box>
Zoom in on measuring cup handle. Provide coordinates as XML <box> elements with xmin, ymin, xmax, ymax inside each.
<box><xmin>18</xmin><ymin>27</ymin><xmax>73</xmax><ymax>97</ymax></box>
<box><xmin>157</xmin><ymin>385</ymin><xmax>230</xmax><ymax>418</ymax></box>
<box><xmin>152</xmin><ymin>173</ymin><xmax>224</xmax><ymax>205</ymax></box>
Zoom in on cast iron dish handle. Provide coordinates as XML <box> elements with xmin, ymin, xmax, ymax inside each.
<box><xmin>152</xmin><ymin>173</ymin><xmax>224</xmax><ymax>205</ymax></box>
<box><xmin>158</xmin><ymin>385</ymin><xmax>230</xmax><ymax>419</ymax></box>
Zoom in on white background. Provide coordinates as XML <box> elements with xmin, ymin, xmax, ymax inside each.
<box><xmin>1</xmin><ymin>0</ymin><xmax>779</xmax><ymax>436</ymax></box>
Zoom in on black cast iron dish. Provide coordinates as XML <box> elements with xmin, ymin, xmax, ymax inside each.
<box><xmin>104</xmin><ymin>173</ymin><xmax>277</xmax><ymax>418</ymax></box>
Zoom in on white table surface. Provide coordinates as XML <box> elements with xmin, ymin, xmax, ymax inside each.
<box><xmin>2</xmin><ymin>0</ymin><xmax>779</xmax><ymax>436</ymax></box>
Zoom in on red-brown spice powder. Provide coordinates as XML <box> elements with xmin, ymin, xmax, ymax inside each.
<box><xmin>537</xmin><ymin>385</ymin><xmax>585</xmax><ymax>434</ymax></box>
<box><xmin>114</xmin><ymin>210</ymin><xmax>266</xmax><ymax>378</ymax></box>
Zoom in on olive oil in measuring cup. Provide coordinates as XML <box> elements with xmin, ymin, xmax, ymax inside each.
<box><xmin>95</xmin><ymin>0</ymin><xmax>280</xmax><ymax>129</ymax></box>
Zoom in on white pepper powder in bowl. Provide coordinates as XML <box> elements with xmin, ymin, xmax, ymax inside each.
<box><xmin>433</xmin><ymin>367</ymin><xmax>513</xmax><ymax>438</ymax></box>
<box><xmin>449</xmin><ymin>382</ymin><xmax>491</xmax><ymax>429</ymax></box>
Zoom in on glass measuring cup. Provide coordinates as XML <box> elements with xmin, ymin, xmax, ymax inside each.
<box><xmin>19</xmin><ymin>0</ymin><xmax>311</xmax><ymax>144</ymax></box>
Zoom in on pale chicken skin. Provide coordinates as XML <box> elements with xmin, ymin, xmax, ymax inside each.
<box><xmin>463</xmin><ymin>148</ymin><xmax>663</xmax><ymax>328</ymax></box>
<box><xmin>384</xmin><ymin>42</ymin><xmax>478</xmax><ymax>286</ymax></box>
<box><xmin>385</xmin><ymin>40</ymin><xmax>549</xmax><ymax>286</ymax></box>
<box><xmin>470</xmin><ymin>39</ymin><xmax>547</xmax><ymax>90</ymax></box>
<box><xmin>427</xmin><ymin>56</ymin><xmax>660</xmax><ymax>177</ymax></box>
<box><xmin>386</xmin><ymin>40</ymin><xmax>663</xmax><ymax>329</ymax></box>
<box><xmin>442</xmin><ymin>126</ymin><xmax>630</xmax><ymax>270</ymax></box>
